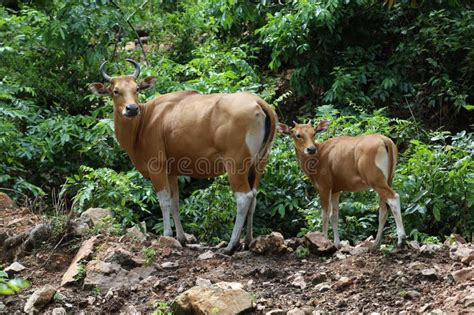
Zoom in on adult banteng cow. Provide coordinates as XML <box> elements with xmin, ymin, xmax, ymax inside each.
<box><xmin>89</xmin><ymin>59</ymin><xmax>277</xmax><ymax>254</ymax></box>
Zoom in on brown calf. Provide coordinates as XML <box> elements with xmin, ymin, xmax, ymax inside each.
<box><xmin>89</xmin><ymin>59</ymin><xmax>277</xmax><ymax>254</ymax></box>
<box><xmin>278</xmin><ymin>121</ymin><xmax>406</xmax><ymax>248</ymax></box>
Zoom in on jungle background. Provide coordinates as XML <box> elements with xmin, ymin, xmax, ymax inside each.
<box><xmin>0</xmin><ymin>0</ymin><xmax>473</xmax><ymax>247</ymax></box>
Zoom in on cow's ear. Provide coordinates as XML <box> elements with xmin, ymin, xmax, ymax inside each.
<box><xmin>139</xmin><ymin>76</ymin><xmax>157</xmax><ymax>91</ymax></box>
<box><xmin>277</xmin><ymin>123</ymin><xmax>291</xmax><ymax>135</ymax></box>
<box><xmin>89</xmin><ymin>83</ymin><xmax>110</xmax><ymax>97</ymax></box>
<box><xmin>315</xmin><ymin>120</ymin><xmax>330</xmax><ymax>133</ymax></box>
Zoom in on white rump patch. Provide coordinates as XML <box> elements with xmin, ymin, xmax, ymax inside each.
<box><xmin>375</xmin><ymin>144</ymin><xmax>389</xmax><ymax>180</ymax></box>
<box><xmin>245</xmin><ymin>107</ymin><xmax>266</xmax><ymax>164</ymax></box>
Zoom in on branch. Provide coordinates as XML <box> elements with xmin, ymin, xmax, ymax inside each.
<box><xmin>110</xmin><ymin>0</ymin><xmax>149</xmax><ymax>67</ymax></box>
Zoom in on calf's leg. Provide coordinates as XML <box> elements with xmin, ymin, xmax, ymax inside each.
<box><xmin>330</xmin><ymin>192</ymin><xmax>341</xmax><ymax>248</ymax></box>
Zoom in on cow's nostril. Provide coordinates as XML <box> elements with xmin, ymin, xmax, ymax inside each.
<box><xmin>307</xmin><ymin>146</ymin><xmax>316</xmax><ymax>155</ymax></box>
<box><xmin>125</xmin><ymin>104</ymin><xmax>139</xmax><ymax>117</ymax></box>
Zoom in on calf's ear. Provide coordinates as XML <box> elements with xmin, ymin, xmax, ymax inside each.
<box><xmin>139</xmin><ymin>76</ymin><xmax>157</xmax><ymax>91</ymax></box>
<box><xmin>89</xmin><ymin>83</ymin><xmax>110</xmax><ymax>96</ymax></box>
<box><xmin>277</xmin><ymin>123</ymin><xmax>291</xmax><ymax>135</ymax></box>
<box><xmin>315</xmin><ymin>120</ymin><xmax>330</xmax><ymax>133</ymax></box>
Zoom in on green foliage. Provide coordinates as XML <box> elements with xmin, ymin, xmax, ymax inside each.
<box><xmin>295</xmin><ymin>246</ymin><xmax>310</xmax><ymax>259</ymax></box>
<box><xmin>74</xmin><ymin>261</ymin><xmax>87</xmax><ymax>282</ymax></box>
<box><xmin>60</xmin><ymin>166</ymin><xmax>157</xmax><ymax>226</ymax></box>
<box><xmin>396</xmin><ymin>131</ymin><xmax>473</xmax><ymax>237</ymax></box>
<box><xmin>152</xmin><ymin>300</ymin><xmax>172</xmax><ymax>315</ymax></box>
<box><xmin>0</xmin><ymin>270</ymin><xmax>30</xmax><ymax>296</ymax></box>
<box><xmin>143</xmin><ymin>247</ymin><xmax>156</xmax><ymax>266</ymax></box>
<box><xmin>180</xmin><ymin>176</ymin><xmax>235</xmax><ymax>244</ymax></box>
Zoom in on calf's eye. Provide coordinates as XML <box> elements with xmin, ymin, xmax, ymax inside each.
<box><xmin>296</xmin><ymin>134</ymin><xmax>301</xmax><ymax>138</ymax></box>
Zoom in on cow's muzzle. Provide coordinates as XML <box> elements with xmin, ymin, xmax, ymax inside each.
<box><xmin>124</xmin><ymin>104</ymin><xmax>139</xmax><ymax>117</ymax></box>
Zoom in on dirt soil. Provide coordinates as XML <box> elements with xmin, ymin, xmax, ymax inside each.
<box><xmin>1</xmin><ymin>208</ymin><xmax>473</xmax><ymax>314</ymax></box>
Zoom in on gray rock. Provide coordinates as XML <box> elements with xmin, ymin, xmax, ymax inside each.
<box><xmin>52</xmin><ymin>307</ymin><xmax>67</xmax><ymax>315</ymax></box>
<box><xmin>154</xmin><ymin>236</ymin><xmax>182</xmax><ymax>249</ymax></box>
<box><xmin>198</xmin><ymin>250</ymin><xmax>215</xmax><ymax>260</ymax></box>
<box><xmin>402</xmin><ymin>290</ymin><xmax>421</xmax><ymax>299</ymax></box>
<box><xmin>287</xmin><ymin>308</ymin><xmax>305</xmax><ymax>315</ymax></box>
<box><xmin>161</xmin><ymin>261</ymin><xmax>179</xmax><ymax>269</ymax></box>
<box><xmin>126</xmin><ymin>223</ymin><xmax>147</xmax><ymax>242</ymax></box>
<box><xmin>334</xmin><ymin>276</ymin><xmax>352</xmax><ymax>290</ymax></box>
<box><xmin>61</xmin><ymin>236</ymin><xmax>98</xmax><ymax>286</ymax></box>
<box><xmin>104</xmin><ymin>247</ymin><xmax>142</xmax><ymax>270</ymax></box>
<box><xmin>420</xmin><ymin>268</ymin><xmax>438</xmax><ymax>280</ymax></box>
<box><xmin>196</xmin><ymin>277</ymin><xmax>212</xmax><ymax>288</ymax></box>
<box><xmin>80</xmin><ymin>208</ymin><xmax>112</xmax><ymax>226</ymax></box>
<box><xmin>284</xmin><ymin>237</ymin><xmax>305</xmax><ymax>250</ymax></box>
<box><xmin>315</xmin><ymin>282</ymin><xmax>331</xmax><ymax>292</ymax></box>
<box><xmin>304</xmin><ymin>232</ymin><xmax>336</xmax><ymax>256</ymax></box>
<box><xmin>0</xmin><ymin>192</ymin><xmax>15</xmax><ymax>210</ymax></box>
<box><xmin>291</xmin><ymin>273</ymin><xmax>306</xmax><ymax>289</ymax></box>
<box><xmin>5</xmin><ymin>261</ymin><xmax>26</xmax><ymax>274</ymax></box>
<box><xmin>451</xmin><ymin>267</ymin><xmax>474</xmax><ymax>283</ymax></box>
<box><xmin>266</xmin><ymin>310</ymin><xmax>286</xmax><ymax>315</ymax></box>
<box><xmin>24</xmin><ymin>285</ymin><xmax>56</xmax><ymax>314</ymax></box>
<box><xmin>184</xmin><ymin>233</ymin><xmax>198</xmax><ymax>244</ymax></box>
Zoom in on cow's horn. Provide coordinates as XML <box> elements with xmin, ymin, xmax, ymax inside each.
<box><xmin>126</xmin><ymin>59</ymin><xmax>141</xmax><ymax>79</ymax></box>
<box><xmin>99</xmin><ymin>61</ymin><xmax>112</xmax><ymax>82</ymax></box>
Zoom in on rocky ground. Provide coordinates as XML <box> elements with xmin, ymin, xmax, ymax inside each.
<box><xmin>1</xmin><ymin>194</ymin><xmax>473</xmax><ymax>314</ymax></box>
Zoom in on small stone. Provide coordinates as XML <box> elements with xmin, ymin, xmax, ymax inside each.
<box><xmin>418</xmin><ymin>303</ymin><xmax>431</xmax><ymax>313</ymax></box>
<box><xmin>408</xmin><ymin>240</ymin><xmax>420</xmax><ymax>250</ymax></box>
<box><xmin>450</xmin><ymin>244</ymin><xmax>474</xmax><ymax>261</ymax></box>
<box><xmin>87</xmin><ymin>296</ymin><xmax>96</xmax><ymax>305</ymax></box>
<box><xmin>287</xmin><ymin>308</ymin><xmax>305</xmax><ymax>315</ymax></box>
<box><xmin>349</xmin><ymin>246</ymin><xmax>368</xmax><ymax>256</ymax></box>
<box><xmin>215</xmin><ymin>281</ymin><xmax>243</xmax><ymax>290</ymax></box>
<box><xmin>311</xmin><ymin>272</ymin><xmax>328</xmax><ymax>284</ymax></box>
<box><xmin>184</xmin><ymin>233</ymin><xmax>198</xmax><ymax>244</ymax></box>
<box><xmin>0</xmin><ymin>302</ymin><xmax>5</xmax><ymax>312</ymax></box>
<box><xmin>215</xmin><ymin>241</ymin><xmax>228</xmax><ymax>249</ymax></box>
<box><xmin>402</xmin><ymin>290</ymin><xmax>421</xmax><ymax>299</ymax></box>
<box><xmin>52</xmin><ymin>307</ymin><xmax>67</xmax><ymax>315</ymax></box>
<box><xmin>266</xmin><ymin>310</ymin><xmax>286</xmax><ymax>315</ymax></box>
<box><xmin>451</xmin><ymin>267</ymin><xmax>474</xmax><ymax>283</ymax></box>
<box><xmin>196</xmin><ymin>277</ymin><xmax>212</xmax><ymax>288</ymax></box>
<box><xmin>461</xmin><ymin>252</ymin><xmax>474</xmax><ymax>265</ymax></box>
<box><xmin>24</xmin><ymin>285</ymin><xmax>56</xmax><ymax>313</ymax></box>
<box><xmin>335</xmin><ymin>252</ymin><xmax>347</xmax><ymax>260</ymax></box>
<box><xmin>161</xmin><ymin>261</ymin><xmax>179</xmax><ymax>269</ymax></box>
<box><xmin>5</xmin><ymin>261</ymin><xmax>26</xmax><ymax>274</ymax></box>
<box><xmin>0</xmin><ymin>192</ymin><xmax>15</xmax><ymax>210</ymax></box>
<box><xmin>154</xmin><ymin>236</ymin><xmax>183</xmax><ymax>248</ymax></box>
<box><xmin>198</xmin><ymin>250</ymin><xmax>215</xmax><ymax>260</ymax></box>
<box><xmin>315</xmin><ymin>282</ymin><xmax>331</xmax><ymax>292</ymax></box>
<box><xmin>284</xmin><ymin>238</ymin><xmax>305</xmax><ymax>250</ymax></box>
<box><xmin>104</xmin><ymin>247</ymin><xmax>142</xmax><ymax>270</ymax></box>
<box><xmin>291</xmin><ymin>273</ymin><xmax>306</xmax><ymax>289</ymax></box>
<box><xmin>334</xmin><ymin>276</ymin><xmax>352</xmax><ymax>290</ymax></box>
<box><xmin>420</xmin><ymin>268</ymin><xmax>438</xmax><ymax>280</ymax></box>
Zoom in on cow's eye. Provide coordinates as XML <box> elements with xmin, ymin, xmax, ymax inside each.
<box><xmin>136</xmin><ymin>87</ymin><xmax>139</xmax><ymax>92</ymax></box>
<box><xmin>296</xmin><ymin>134</ymin><xmax>301</xmax><ymax>138</ymax></box>
<box><xmin>113</xmin><ymin>90</ymin><xmax>119</xmax><ymax>96</ymax></box>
